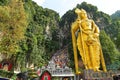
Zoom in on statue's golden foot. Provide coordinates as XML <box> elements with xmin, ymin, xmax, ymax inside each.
<box><xmin>76</xmin><ymin>71</ymin><xmax>81</xmax><ymax>74</ymax></box>
<box><xmin>95</xmin><ymin>68</ymin><xmax>101</xmax><ymax>72</ymax></box>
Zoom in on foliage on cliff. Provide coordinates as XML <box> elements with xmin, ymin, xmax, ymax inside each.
<box><xmin>15</xmin><ymin>0</ymin><xmax>60</xmax><ymax>70</ymax></box>
<box><xmin>0</xmin><ymin>0</ymin><xmax>60</xmax><ymax>70</ymax></box>
<box><xmin>0</xmin><ymin>0</ymin><xmax>28</xmax><ymax>56</ymax></box>
<box><xmin>0</xmin><ymin>0</ymin><xmax>120</xmax><ymax>71</ymax></box>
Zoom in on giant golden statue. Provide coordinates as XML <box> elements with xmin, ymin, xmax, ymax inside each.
<box><xmin>71</xmin><ymin>8</ymin><xmax>107</xmax><ymax>74</ymax></box>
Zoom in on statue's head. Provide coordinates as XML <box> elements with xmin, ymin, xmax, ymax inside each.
<box><xmin>80</xmin><ymin>9</ymin><xmax>87</xmax><ymax>14</ymax></box>
<box><xmin>80</xmin><ymin>9</ymin><xmax>87</xmax><ymax>19</ymax></box>
<box><xmin>75</xmin><ymin>8</ymin><xmax>87</xmax><ymax>19</ymax></box>
<box><xmin>75</xmin><ymin>8</ymin><xmax>81</xmax><ymax>19</ymax></box>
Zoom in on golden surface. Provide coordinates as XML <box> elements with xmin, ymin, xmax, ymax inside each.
<box><xmin>71</xmin><ymin>8</ymin><xmax>107</xmax><ymax>74</ymax></box>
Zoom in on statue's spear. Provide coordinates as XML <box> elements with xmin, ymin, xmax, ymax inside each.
<box><xmin>75</xmin><ymin>8</ymin><xmax>87</xmax><ymax>69</ymax></box>
<box><xmin>71</xmin><ymin>8</ymin><xmax>81</xmax><ymax>74</ymax></box>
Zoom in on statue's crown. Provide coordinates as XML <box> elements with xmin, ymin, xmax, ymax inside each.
<box><xmin>75</xmin><ymin>8</ymin><xmax>81</xmax><ymax>14</ymax></box>
<box><xmin>75</xmin><ymin>8</ymin><xmax>86</xmax><ymax>14</ymax></box>
<box><xmin>75</xmin><ymin>8</ymin><xmax>87</xmax><ymax>19</ymax></box>
<box><xmin>81</xmin><ymin>9</ymin><xmax>86</xmax><ymax>14</ymax></box>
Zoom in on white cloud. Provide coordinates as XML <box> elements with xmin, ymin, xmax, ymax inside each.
<box><xmin>32</xmin><ymin>0</ymin><xmax>45</xmax><ymax>5</ymax></box>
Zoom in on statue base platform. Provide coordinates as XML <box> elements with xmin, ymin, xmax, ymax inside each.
<box><xmin>82</xmin><ymin>69</ymin><xmax>114</xmax><ymax>80</ymax></box>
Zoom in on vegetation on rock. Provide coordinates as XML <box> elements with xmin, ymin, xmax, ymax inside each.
<box><xmin>0</xmin><ymin>0</ymin><xmax>120</xmax><ymax>71</ymax></box>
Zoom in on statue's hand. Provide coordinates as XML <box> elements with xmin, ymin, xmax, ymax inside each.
<box><xmin>93</xmin><ymin>33</ymin><xmax>99</xmax><ymax>38</ymax></box>
<box><xmin>86</xmin><ymin>35</ymin><xmax>96</xmax><ymax>45</ymax></box>
<box><xmin>77</xmin><ymin>19</ymin><xmax>81</xmax><ymax>24</ymax></box>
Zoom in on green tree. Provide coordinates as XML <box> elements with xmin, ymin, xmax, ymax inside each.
<box><xmin>100</xmin><ymin>30</ymin><xmax>119</xmax><ymax>65</ymax></box>
<box><xmin>0</xmin><ymin>0</ymin><xmax>28</xmax><ymax>58</ymax></box>
<box><xmin>14</xmin><ymin>0</ymin><xmax>60</xmax><ymax>70</ymax></box>
<box><xmin>116</xmin><ymin>29</ymin><xmax>120</xmax><ymax>51</ymax></box>
<box><xmin>0</xmin><ymin>0</ymin><xmax>9</xmax><ymax>6</ymax></box>
<box><xmin>105</xmin><ymin>21</ymin><xmax>120</xmax><ymax>44</ymax></box>
<box><xmin>111</xmin><ymin>10</ymin><xmax>120</xmax><ymax>21</ymax></box>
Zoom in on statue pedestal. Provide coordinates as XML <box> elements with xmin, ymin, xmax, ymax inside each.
<box><xmin>83</xmin><ymin>69</ymin><xmax>113</xmax><ymax>80</ymax></box>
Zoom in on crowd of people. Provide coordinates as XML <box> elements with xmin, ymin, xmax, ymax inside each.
<box><xmin>51</xmin><ymin>46</ymin><xmax>69</xmax><ymax>68</ymax></box>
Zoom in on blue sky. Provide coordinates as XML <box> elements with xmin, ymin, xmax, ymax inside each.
<box><xmin>32</xmin><ymin>0</ymin><xmax>120</xmax><ymax>17</ymax></box>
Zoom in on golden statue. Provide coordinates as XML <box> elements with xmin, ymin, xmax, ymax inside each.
<box><xmin>71</xmin><ymin>8</ymin><xmax>107</xmax><ymax>74</ymax></box>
